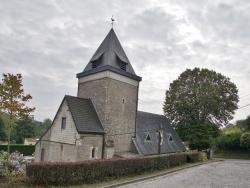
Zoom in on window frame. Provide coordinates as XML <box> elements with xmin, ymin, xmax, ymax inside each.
<box><xmin>61</xmin><ymin>117</ymin><xmax>66</xmax><ymax>129</ymax></box>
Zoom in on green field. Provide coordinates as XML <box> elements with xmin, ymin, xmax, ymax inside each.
<box><xmin>213</xmin><ymin>150</ymin><xmax>250</xmax><ymax>159</ymax></box>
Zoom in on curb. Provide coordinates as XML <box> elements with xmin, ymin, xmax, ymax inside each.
<box><xmin>102</xmin><ymin>159</ymin><xmax>222</xmax><ymax>188</ymax></box>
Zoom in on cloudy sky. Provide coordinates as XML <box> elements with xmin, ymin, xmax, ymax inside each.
<box><xmin>1</xmin><ymin>0</ymin><xmax>250</xmax><ymax>123</ymax></box>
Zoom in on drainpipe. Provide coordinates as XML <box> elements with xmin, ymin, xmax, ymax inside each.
<box><xmin>134</xmin><ymin>82</ymin><xmax>140</xmax><ymax>137</ymax></box>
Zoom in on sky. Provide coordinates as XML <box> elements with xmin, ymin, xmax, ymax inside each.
<box><xmin>0</xmin><ymin>0</ymin><xmax>250</xmax><ymax>124</ymax></box>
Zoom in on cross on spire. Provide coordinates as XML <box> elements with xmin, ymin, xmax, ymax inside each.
<box><xmin>111</xmin><ymin>15</ymin><xmax>115</xmax><ymax>28</ymax></box>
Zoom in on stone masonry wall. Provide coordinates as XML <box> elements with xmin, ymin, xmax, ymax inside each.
<box><xmin>78</xmin><ymin>77</ymin><xmax>138</xmax><ymax>153</ymax></box>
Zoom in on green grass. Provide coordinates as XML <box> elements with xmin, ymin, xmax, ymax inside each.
<box><xmin>213</xmin><ymin>150</ymin><xmax>250</xmax><ymax>159</ymax></box>
<box><xmin>0</xmin><ymin>153</ymin><xmax>3</xmax><ymax>159</ymax></box>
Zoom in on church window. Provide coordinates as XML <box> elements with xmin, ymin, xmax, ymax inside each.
<box><xmin>120</xmin><ymin>62</ymin><xmax>126</xmax><ymax>71</ymax></box>
<box><xmin>145</xmin><ymin>134</ymin><xmax>151</xmax><ymax>141</ymax></box>
<box><xmin>91</xmin><ymin>147</ymin><xmax>95</xmax><ymax>158</ymax></box>
<box><xmin>122</xmin><ymin>98</ymin><xmax>125</xmax><ymax>104</ymax></box>
<box><xmin>92</xmin><ymin>61</ymin><xmax>98</xmax><ymax>69</ymax></box>
<box><xmin>61</xmin><ymin>117</ymin><xmax>66</xmax><ymax>129</ymax></box>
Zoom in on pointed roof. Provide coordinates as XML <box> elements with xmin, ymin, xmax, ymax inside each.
<box><xmin>77</xmin><ymin>29</ymin><xmax>141</xmax><ymax>81</ymax></box>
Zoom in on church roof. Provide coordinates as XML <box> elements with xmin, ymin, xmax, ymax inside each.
<box><xmin>77</xmin><ymin>29</ymin><xmax>141</xmax><ymax>81</ymax></box>
<box><xmin>65</xmin><ymin>95</ymin><xmax>105</xmax><ymax>134</ymax></box>
<box><xmin>133</xmin><ymin>111</ymin><xmax>186</xmax><ymax>155</ymax></box>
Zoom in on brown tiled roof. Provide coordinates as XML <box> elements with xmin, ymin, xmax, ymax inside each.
<box><xmin>25</xmin><ymin>138</ymin><xmax>37</xmax><ymax>142</ymax></box>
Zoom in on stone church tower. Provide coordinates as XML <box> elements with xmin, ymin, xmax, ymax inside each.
<box><xmin>77</xmin><ymin>29</ymin><xmax>142</xmax><ymax>155</ymax></box>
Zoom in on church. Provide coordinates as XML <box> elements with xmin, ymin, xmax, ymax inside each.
<box><xmin>34</xmin><ymin>28</ymin><xmax>186</xmax><ymax>162</ymax></box>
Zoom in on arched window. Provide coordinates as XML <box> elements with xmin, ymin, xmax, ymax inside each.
<box><xmin>91</xmin><ymin>148</ymin><xmax>95</xmax><ymax>158</ymax></box>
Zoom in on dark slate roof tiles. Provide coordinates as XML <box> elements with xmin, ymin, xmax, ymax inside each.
<box><xmin>65</xmin><ymin>95</ymin><xmax>105</xmax><ymax>134</ymax></box>
<box><xmin>77</xmin><ymin>29</ymin><xmax>141</xmax><ymax>81</ymax></box>
<box><xmin>133</xmin><ymin>111</ymin><xmax>186</xmax><ymax>155</ymax></box>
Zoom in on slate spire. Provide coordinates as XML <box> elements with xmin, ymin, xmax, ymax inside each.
<box><xmin>77</xmin><ymin>29</ymin><xmax>141</xmax><ymax>81</ymax></box>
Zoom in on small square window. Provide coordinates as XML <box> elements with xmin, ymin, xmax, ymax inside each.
<box><xmin>61</xmin><ymin>117</ymin><xmax>66</xmax><ymax>129</ymax></box>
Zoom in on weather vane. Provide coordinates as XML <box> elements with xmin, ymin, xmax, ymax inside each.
<box><xmin>111</xmin><ymin>15</ymin><xmax>115</xmax><ymax>28</ymax></box>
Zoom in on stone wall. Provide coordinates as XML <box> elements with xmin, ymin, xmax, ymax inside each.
<box><xmin>78</xmin><ymin>76</ymin><xmax>138</xmax><ymax>153</ymax></box>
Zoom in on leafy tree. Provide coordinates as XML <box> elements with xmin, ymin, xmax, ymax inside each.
<box><xmin>240</xmin><ymin>132</ymin><xmax>250</xmax><ymax>150</ymax></box>
<box><xmin>216</xmin><ymin>127</ymin><xmax>243</xmax><ymax>151</ymax></box>
<box><xmin>42</xmin><ymin>118</ymin><xmax>52</xmax><ymax>130</ymax></box>
<box><xmin>15</xmin><ymin>119</ymin><xmax>36</xmax><ymax>144</ymax></box>
<box><xmin>245</xmin><ymin>115</ymin><xmax>250</xmax><ymax>130</ymax></box>
<box><xmin>163</xmin><ymin>68</ymin><xmax>239</xmax><ymax>150</ymax></box>
<box><xmin>0</xmin><ymin>73</ymin><xmax>35</xmax><ymax>163</ymax></box>
<box><xmin>0</xmin><ymin>114</ymin><xmax>7</xmax><ymax>141</ymax></box>
<box><xmin>235</xmin><ymin>119</ymin><xmax>246</xmax><ymax>129</ymax></box>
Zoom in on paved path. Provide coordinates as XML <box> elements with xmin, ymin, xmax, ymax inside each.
<box><xmin>120</xmin><ymin>159</ymin><xmax>250</xmax><ymax>188</ymax></box>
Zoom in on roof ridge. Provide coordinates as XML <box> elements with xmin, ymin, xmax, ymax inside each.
<box><xmin>138</xmin><ymin>110</ymin><xmax>165</xmax><ymax>117</ymax></box>
<box><xmin>64</xmin><ymin>95</ymin><xmax>92</xmax><ymax>100</ymax></box>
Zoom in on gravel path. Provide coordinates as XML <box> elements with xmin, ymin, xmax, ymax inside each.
<box><xmin>120</xmin><ymin>159</ymin><xmax>250</xmax><ymax>188</ymax></box>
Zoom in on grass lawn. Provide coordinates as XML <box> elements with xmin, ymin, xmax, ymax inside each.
<box><xmin>213</xmin><ymin>150</ymin><xmax>250</xmax><ymax>160</ymax></box>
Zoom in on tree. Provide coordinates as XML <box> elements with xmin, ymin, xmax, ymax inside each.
<box><xmin>163</xmin><ymin>68</ymin><xmax>239</xmax><ymax>150</ymax></box>
<box><xmin>245</xmin><ymin>115</ymin><xmax>250</xmax><ymax>130</ymax></box>
<box><xmin>0</xmin><ymin>114</ymin><xmax>7</xmax><ymax>141</ymax></box>
<box><xmin>15</xmin><ymin>119</ymin><xmax>36</xmax><ymax>144</ymax></box>
<box><xmin>240</xmin><ymin>132</ymin><xmax>250</xmax><ymax>150</ymax></box>
<box><xmin>0</xmin><ymin>73</ymin><xmax>35</xmax><ymax>163</ymax></box>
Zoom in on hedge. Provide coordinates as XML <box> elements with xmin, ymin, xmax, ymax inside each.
<box><xmin>27</xmin><ymin>153</ymin><xmax>190</xmax><ymax>186</ymax></box>
<box><xmin>186</xmin><ymin>152</ymin><xmax>200</xmax><ymax>163</ymax></box>
<box><xmin>0</xmin><ymin>145</ymin><xmax>35</xmax><ymax>156</ymax></box>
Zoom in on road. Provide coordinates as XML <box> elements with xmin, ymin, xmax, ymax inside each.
<box><xmin>120</xmin><ymin>159</ymin><xmax>250</xmax><ymax>188</ymax></box>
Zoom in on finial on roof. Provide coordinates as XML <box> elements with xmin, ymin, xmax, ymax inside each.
<box><xmin>111</xmin><ymin>15</ymin><xmax>115</xmax><ymax>28</ymax></box>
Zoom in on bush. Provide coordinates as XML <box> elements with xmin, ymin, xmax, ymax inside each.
<box><xmin>215</xmin><ymin>127</ymin><xmax>243</xmax><ymax>151</ymax></box>
<box><xmin>27</xmin><ymin>153</ymin><xmax>188</xmax><ymax>186</ymax></box>
<box><xmin>240</xmin><ymin>132</ymin><xmax>250</xmax><ymax>150</ymax></box>
<box><xmin>186</xmin><ymin>152</ymin><xmax>200</xmax><ymax>163</ymax></box>
<box><xmin>0</xmin><ymin>145</ymin><xmax>35</xmax><ymax>156</ymax></box>
<box><xmin>0</xmin><ymin>151</ymin><xmax>26</xmax><ymax>181</ymax></box>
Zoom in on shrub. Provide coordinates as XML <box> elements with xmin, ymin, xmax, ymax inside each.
<box><xmin>27</xmin><ymin>153</ymin><xmax>188</xmax><ymax>186</ymax></box>
<box><xmin>186</xmin><ymin>152</ymin><xmax>200</xmax><ymax>163</ymax></box>
<box><xmin>0</xmin><ymin>151</ymin><xmax>26</xmax><ymax>182</ymax></box>
<box><xmin>215</xmin><ymin>127</ymin><xmax>243</xmax><ymax>151</ymax></box>
<box><xmin>240</xmin><ymin>132</ymin><xmax>250</xmax><ymax>150</ymax></box>
<box><xmin>0</xmin><ymin>145</ymin><xmax>35</xmax><ymax>156</ymax></box>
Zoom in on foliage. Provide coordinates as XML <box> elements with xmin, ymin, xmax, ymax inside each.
<box><xmin>215</xmin><ymin>127</ymin><xmax>243</xmax><ymax>151</ymax></box>
<box><xmin>0</xmin><ymin>145</ymin><xmax>35</xmax><ymax>156</ymax></box>
<box><xmin>186</xmin><ymin>152</ymin><xmax>200</xmax><ymax>163</ymax></box>
<box><xmin>240</xmin><ymin>132</ymin><xmax>250</xmax><ymax>150</ymax></box>
<box><xmin>33</xmin><ymin>118</ymin><xmax>52</xmax><ymax>138</ymax></box>
<box><xmin>0</xmin><ymin>73</ymin><xmax>35</xmax><ymax>162</ymax></box>
<box><xmin>0</xmin><ymin>114</ymin><xmax>7</xmax><ymax>141</ymax></box>
<box><xmin>213</xmin><ymin>150</ymin><xmax>250</xmax><ymax>159</ymax></box>
<box><xmin>245</xmin><ymin>115</ymin><xmax>250</xmax><ymax>130</ymax></box>
<box><xmin>15</xmin><ymin>119</ymin><xmax>36</xmax><ymax>144</ymax></box>
<box><xmin>26</xmin><ymin>153</ymin><xmax>189</xmax><ymax>186</ymax></box>
<box><xmin>163</xmin><ymin>68</ymin><xmax>238</xmax><ymax>151</ymax></box>
<box><xmin>235</xmin><ymin>115</ymin><xmax>250</xmax><ymax>130</ymax></box>
<box><xmin>0</xmin><ymin>151</ymin><xmax>26</xmax><ymax>181</ymax></box>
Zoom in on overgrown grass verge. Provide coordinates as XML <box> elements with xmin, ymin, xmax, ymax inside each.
<box><xmin>213</xmin><ymin>150</ymin><xmax>250</xmax><ymax>159</ymax></box>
